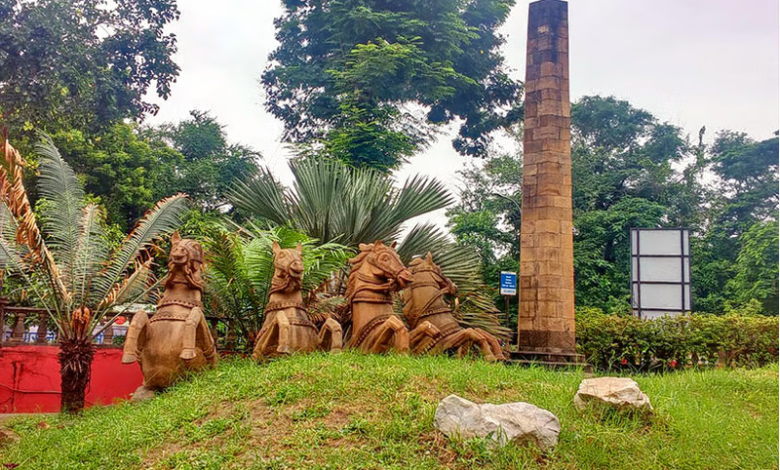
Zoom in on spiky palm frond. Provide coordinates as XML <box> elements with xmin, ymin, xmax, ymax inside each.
<box><xmin>203</xmin><ymin>228</ymin><xmax>263</xmax><ymax>329</ymax></box>
<box><xmin>72</xmin><ymin>204</ymin><xmax>107</xmax><ymax>307</ymax></box>
<box><xmin>228</xmin><ymin>167</ymin><xmax>289</xmax><ymax>224</ymax></box>
<box><xmin>35</xmin><ymin>136</ymin><xmax>86</xmax><ymax>294</ymax></box>
<box><xmin>229</xmin><ymin>158</ymin><xmax>452</xmax><ymax>247</ymax></box>
<box><xmin>91</xmin><ymin>194</ymin><xmax>189</xmax><ymax>316</ymax></box>
<box><xmin>0</xmin><ymin>132</ymin><xmax>69</xmax><ymax>316</ymax></box>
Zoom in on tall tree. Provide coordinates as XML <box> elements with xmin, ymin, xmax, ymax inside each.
<box><xmin>0</xmin><ymin>0</ymin><xmax>180</xmax><ymax>134</ymax></box>
<box><xmin>263</xmin><ymin>0</ymin><xmax>522</xmax><ymax>171</ymax></box>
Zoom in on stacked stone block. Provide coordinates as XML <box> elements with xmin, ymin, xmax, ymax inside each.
<box><xmin>518</xmin><ymin>0</ymin><xmax>575</xmax><ymax>353</ymax></box>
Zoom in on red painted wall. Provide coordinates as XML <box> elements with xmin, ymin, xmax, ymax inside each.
<box><xmin>0</xmin><ymin>345</ymin><xmax>143</xmax><ymax>413</ymax></box>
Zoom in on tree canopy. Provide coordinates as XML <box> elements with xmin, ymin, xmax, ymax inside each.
<box><xmin>0</xmin><ymin>0</ymin><xmax>180</xmax><ymax>134</ymax></box>
<box><xmin>263</xmin><ymin>0</ymin><xmax>522</xmax><ymax>171</ymax></box>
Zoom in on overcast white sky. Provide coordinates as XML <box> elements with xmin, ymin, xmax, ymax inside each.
<box><xmin>145</xmin><ymin>0</ymin><xmax>779</xmax><ymax>228</ymax></box>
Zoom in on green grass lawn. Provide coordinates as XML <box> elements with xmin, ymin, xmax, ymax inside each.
<box><xmin>1</xmin><ymin>353</ymin><xmax>777</xmax><ymax>470</ymax></box>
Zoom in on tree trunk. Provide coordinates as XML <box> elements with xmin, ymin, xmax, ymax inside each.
<box><xmin>58</xmin><ymin>337</ymin><xmax>95</xmax><ymax>414</ymax></box>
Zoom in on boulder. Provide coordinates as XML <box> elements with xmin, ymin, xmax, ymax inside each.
<box><xmin>434</xmin><ymin>394</ymin><xmax>560</xmax><ymax>451</ymax></box>
<box><xmin>574</xmin><ymin>377</ymin><xmax>652</xmax><ymax>412</ymax></box>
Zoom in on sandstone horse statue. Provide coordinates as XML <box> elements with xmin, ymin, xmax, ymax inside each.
<box><xmin>122</xmin><ymin>232</ymin><xmax>217</xmax><ymax>398</ymax></box>
<box><xmin>345</xmin><ymin>240</ymin><xmax>438</xmax><ymax>354</ymax></box>
<box><xmin>252</xmin><ymin>242</ymin><xmax>343</xmax><ymax>360</ymax></box>
<box><xmin>402</xmin><ymin>253</ymin><xmax>506</xmax><ymax>362</ymax></box>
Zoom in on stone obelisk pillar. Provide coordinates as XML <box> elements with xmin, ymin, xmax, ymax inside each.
<box><xmin>518</xmin><ymin>0</ymin><xmax>575</xmax><ymax>353</ymax></box>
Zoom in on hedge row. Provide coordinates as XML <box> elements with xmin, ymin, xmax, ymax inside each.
<box><xmin>575</xmin><ymin>309</ymin><xmax>779</xmax><ymax>371</ymax></box>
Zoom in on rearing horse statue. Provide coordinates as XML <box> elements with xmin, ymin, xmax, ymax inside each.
<box><xmin>252</xmin><ymin>242</ymin><xmax>343</xmax><ymax>360</ymax></box>
<box><xmin>402</xmin><ymin>252</ymin><xmax>506</xmax><ymax>362</ymax></box>
<box><xmin>344</xmin><ymin>240</ymin><xmax>418</xmax><ymax>353</ymax></box>
<box><xmin>122</xmin><ymin>232</ymin><xmax>218</xmax><ymax>398</ymax></box>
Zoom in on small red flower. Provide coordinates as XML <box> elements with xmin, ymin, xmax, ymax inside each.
<box><xmin>621</xmin><ymin>358</ymin><xmax>628</xmax><ymax>365</ymax></box>
<box><xmin>669</xmin><ymin>360</ymin><xmax>678</xmax><ymax>368</ymax></box>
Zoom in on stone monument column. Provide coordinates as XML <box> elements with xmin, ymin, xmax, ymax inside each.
<box><xmin>518</xmin><ymin>0</ymin><xmax>575</xmax><ymax>353</ymax></box>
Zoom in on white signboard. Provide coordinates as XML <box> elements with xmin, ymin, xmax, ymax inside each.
<box><xmin>630</xmin><ymin>228</ymin><xmax>691</xmax><ymax>319</ymax></box>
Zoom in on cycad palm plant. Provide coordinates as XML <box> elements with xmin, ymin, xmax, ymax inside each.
<box><xmin>204</xmin><ymin>224</ymin><xmax>353</xmax><ymax>351</ymax></box>
<box><xmin>229</xmin><ymin>158</ymin><xmax>510</xmax><ymax>340</ymax></box>
<box><xmin>0</xmin><ymin>133</ymin><xmax>188</xmax><ymax>413</ymax></box>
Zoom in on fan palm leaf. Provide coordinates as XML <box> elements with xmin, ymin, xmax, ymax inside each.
<box><xmin>228</xmin><ymin>158</ymin><xmax>452</xmax><ymax>247</ymax></box>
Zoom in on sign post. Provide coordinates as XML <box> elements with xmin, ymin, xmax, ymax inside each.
<box><xmin>499</xmin><ymin>271</ymin><xmax>517</xmax><ymax>314</ymax></box>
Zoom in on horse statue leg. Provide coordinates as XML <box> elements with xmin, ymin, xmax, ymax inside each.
<box><xmin>439</xmin><ymin>329</ymin><xmax>497</xmax><ymax>362</ymax></box>
<box><xmin>318</xmin><ymin>317</ymin><xmax>343</xmax><ymax>353</ymax></box>
<box><xmin>363</xmin><ymin>317</ymin><xmax>410</xmax><ymax>354</ymax></box>
<box><xmin>196</xmin><ymin>313</ymin><xmax>218</xmax><ymax>365</ymax></box>
<box><xmin>409</xmin><ymin>321</ymin><xmax>441</xmax><ymax>355</ymax></box>
<box><xmin>474</xmin><ymin>329</ymin><xmax>506</xmax><ymax>361</ymax></box>
<box><xmin>180</xmin><ymin>307</ymin><xmax>205</xmax><ymax>360</ymax></box>
<box><xmin>275</xmin><ymin>311</ymin><xmax>293</xmax><ymax>354</ymax></box>
<box><xmin>121</xmin><ymin>311</ymin><xmax>148</xmax><ymax>364</ymax></box>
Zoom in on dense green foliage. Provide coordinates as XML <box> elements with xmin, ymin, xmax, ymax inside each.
<box><xmin>0</xmin><ymin>0</ymin><xmax>180</xmax><ymax>134</ymax></box>
<box><xmin>2</xmin><ymin>354</ymin><xmax>778</xmax><ymax>469</ymax></box>
<box><xmin>576</xmin><ymin>307</ymin><xmax>779</xmax><ymax>371</ymax></box>
<box><xmin>447</xmin><ymin>96</ymin><xmax>779</xmax><ymax>317</ymax></box>
<box><xmin>263</xmin><ymin>0</ymin><xmax>522</xmax><ymax>170</ymax></box>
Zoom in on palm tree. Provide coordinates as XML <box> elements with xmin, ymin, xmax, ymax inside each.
<box><xmin>0</xmin><ymin>132</ymin><xmax>188</xmax><ymax>413</ymax></box>
<box><xmin>229</xmin><ymin>158</ymin><xmax>510</xmax><ymax>340</ymax></box>
<box><xmin>203</xmin><ymin>224</ymin><xmax>353</xmax><ymax>351</ymax></box>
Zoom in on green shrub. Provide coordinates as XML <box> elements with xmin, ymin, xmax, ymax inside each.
<box><xmin>576</xmin><ymin>309</ymin><xmax>779</xmax><ymax>371</ymax></box>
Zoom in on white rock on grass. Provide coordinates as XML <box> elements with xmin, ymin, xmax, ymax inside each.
<box><xmin>434</xmin><ymin>394</ymin><xmax>560</xmax><ymax>451</ymax></box>
<box><xmin>574</xmin><ymin>377</ymin><xmax>652</xmax><ymax>412</ymax></box>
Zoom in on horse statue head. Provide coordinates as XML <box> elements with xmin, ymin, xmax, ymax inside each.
<box><xmin>403</xmin><ymin>252</ymin><xmax>457</xmax><ymax>325</ymax></box>
<box><xmin>407</xmin><ymin>252</ymin><xmax>457</xmax><ymax>295</ymax></box>
<box><xmin>345</xmin><ymin>240</ymin><xmax>413</xmax><ymax>303</ymax></box>
<box><xmin>165</xmin><ymin>231</ymin><xmax>204</xmax><ymax>290</ymax></box>
<box><xmin>269</xmin><ymin>241</ymin><xmax>304</xmax><ymax>295</ymax></box>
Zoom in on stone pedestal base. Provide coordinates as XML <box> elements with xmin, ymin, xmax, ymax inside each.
<box><xmin>508</xmin><ymin>349</ymin><xmax>592</xmax><ymax>373</ymax></box>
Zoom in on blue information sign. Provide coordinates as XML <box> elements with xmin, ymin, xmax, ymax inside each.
<box><xmin>499</xmin><ymin>271</ymin><xmax>517</xmax><ymax>296</ymax></box>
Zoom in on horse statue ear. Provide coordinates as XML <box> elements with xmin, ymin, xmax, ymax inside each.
<box><xmin>375</xmin><ymin>239</ymin><xmax>385</xmax><ymax>247</ymax></box>
<box><xmin>272</xmin><ymin>241</ymin><xmax>281</xmax><ymax>254</ymax></box>
<box><xmin>171</xmin><ymin>231</ymin><xmax>182</xmax><ymax>245</ymax></box>
<box><xmin>390</xmin><ymin>241</ymin><xmax>397</xmax><ymax>249</ymax></box>
<box><xmin>426</xmin><ymin>252</ymin><xmax>433</xmax><ymax>263</ymax></box>
<box><xmin>296</xmin><ymin>242</ymin><xmax>303</xmax><ymax>253</ymax></box>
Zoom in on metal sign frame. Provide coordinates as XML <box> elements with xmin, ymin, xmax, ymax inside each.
<box><xmin>630</xmin><ymin>228</ymin><xmax>692</xmax><ymax>318</ymax></box>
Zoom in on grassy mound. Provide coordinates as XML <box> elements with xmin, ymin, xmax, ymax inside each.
<box><xmin>1</xmin><ymin>353</ymin><xmax>777</xmax><ymax>469</ymax></box>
